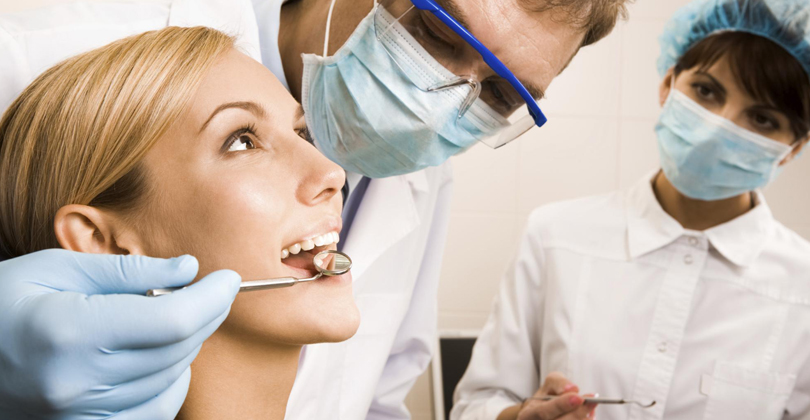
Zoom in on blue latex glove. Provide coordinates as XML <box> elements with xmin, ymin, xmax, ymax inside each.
<box><xmin>0</xmin><ymin>249</ymin><xmax>240</xmax><ymax>419</ymax></box>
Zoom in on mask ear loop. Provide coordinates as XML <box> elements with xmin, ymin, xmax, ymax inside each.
<box><xmin>323</xmin><ymin>0</ymin><xmax>379</xmax><ymax>57</ymax></box>
<box><xmin>323</xmin><ymin>0</ymin><xmax>339</xmax><ymax>57</ymax></box>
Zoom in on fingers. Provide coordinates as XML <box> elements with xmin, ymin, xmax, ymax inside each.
<box><xmin>522</xmin><ymin>394</ymin><xmax>584</xmax><ymax>420</ymax></box>
<box><xmin>71</xmin><ymin>252</ymin><xmax>200</xmax><ymax>294</ymax></box>
<box><xmin>8</xmin><ymin>249</ymin><xmax>200</xmax><ymax>294</ymax></box>
<box><xmin>90</xmin><ymin>345</ymin><xmax>202</xmax><ymax>413</ymax></box>
<box><xmin>90</xmin><ymin>269</ymin><xmax>240</xmax><ymax>350</ymax></box>
<box><xmin>110</xmin><ymin>367</ymin><xmax>191</xmax><ymax>420</ymax></box>
<box><xmin>103</xmin><ymin>310</ymin><xmax>227</xmax><ymax>385</ymax></box>
<box><xmin>539</xmin><ymin>372</ymin><xmax>579</xmax><ymax>396</ymax></box>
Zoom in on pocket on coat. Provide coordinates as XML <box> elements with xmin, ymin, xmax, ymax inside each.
<box><xmin>702</xmin><ymin>360</ymin><xmax>795</xmax><ymax>420</ymax></box>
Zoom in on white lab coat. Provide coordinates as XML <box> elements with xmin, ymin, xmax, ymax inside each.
<box><xmin>451</xmin><ymin>173</ymin><xmax>810</xmax><ymax>420</ymax></box>
<box><xmin>0</xmin><ymin>2</ymin><xmax>454</xmax><ymax>419</ymax></box>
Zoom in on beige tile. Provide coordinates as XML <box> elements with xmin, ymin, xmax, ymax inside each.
<box><xmin>405</xmin><ymin>369</ymin><xmax>435</xmax><ymax>420</ymax></box>
<box><xmin>438</xmin><ymin>213</ymin><xmax>520</xmax><ymax>315</ymax></box>
<box><xmin>542</xmin><ymin>25</ymin><xmax>622</xmax><ymax>118</ymax></box>
<box><xmin>449</xmin><ymin>142</ymin><xmax>519</xmax><ymax>215</ymax></box>
<box><xmin>625</xmin><ymin>0</ymin><xmax>693</xmax><ymax>19</ymax></box>
<box><xmin>620</xmin><ymin>19</ymin><xmax>668</xmax><ymax>119</ymax></box>
<box><xmin>618</xmin><ymin>118</ymin><xmax>660</xmax><ymax>189</ymax></box>
<box><xmin>516</xmin><ymin>117</ymin><xmax>620</xmax><ymax>215</ymax></box>
<box><xmin>764</xmin><ymin>159</ymin><xmax>810</xmax><ymax>241</ymax></box>
<box><xmin>438</xmin><ymin>312</ymin><xmax>492</xmax><ymax>331</ymax></box>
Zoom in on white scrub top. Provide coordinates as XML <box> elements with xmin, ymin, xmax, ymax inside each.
<box><xmin>0</xmin><ymin>2</ymin><xmax>454</xmax><ymax>419</ymax></box>
<box><xmin>451</xmin><ymin>172</ymin><xmax>810</xmax><ymax>420</ymax></box>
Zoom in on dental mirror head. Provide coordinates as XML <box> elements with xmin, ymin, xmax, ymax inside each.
<box><xmin>313</xmin><ymin>249</ymin><xmax>352</xmax><ymax>276</ymax></box>
<box><xmin>146</xmin><ymin>250</ymin><xmax>353</xmax><ymax>297</ymax></box>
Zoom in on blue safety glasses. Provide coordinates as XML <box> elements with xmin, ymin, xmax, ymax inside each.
<box><xmin>374</xmin><ymin>0</ymin><xmax>547</xmax><ymax>148</ymax></box>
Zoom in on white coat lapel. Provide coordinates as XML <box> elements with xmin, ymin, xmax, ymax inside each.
<box><xmin>168</xmin><ymin>0</ymin><xmax>262</xmax><ymax>63</ymax></box>
<box><xmin>341</xmin><ymin>171</ymin><xmax>428</xmax><ymax>280</ymax></box>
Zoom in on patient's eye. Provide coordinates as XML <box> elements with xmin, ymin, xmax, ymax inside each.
<box><xmin>224</xmin><ymin>125</ymin><xmax>258</xmax><ymax>153</ymax></box>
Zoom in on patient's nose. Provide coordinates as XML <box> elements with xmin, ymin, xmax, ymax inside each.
<box><xmin>296</xmin><ymin>142</ymin><xmax>345</xmax><ymax>206</ymax></box>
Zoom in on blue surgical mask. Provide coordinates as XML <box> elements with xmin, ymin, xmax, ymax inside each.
<box><xmin>655</xmin><ymin>88</ymin><xmax>795</xmax><ymax>201</ymax></box>
<box><xmin>300</xmin><ymin>7</ymin><xmax>507</xmax><ymax>178</ymax></box>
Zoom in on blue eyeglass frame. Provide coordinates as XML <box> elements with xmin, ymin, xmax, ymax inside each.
<box><xmin>411</xmin><ymin>0</ymin><xmax>548</xmax><ymax>127</ymax></box>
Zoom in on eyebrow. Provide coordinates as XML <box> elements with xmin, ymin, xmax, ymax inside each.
<box><xmin>199</xmin><ymin>101</ymin><xmax>267</xmax><ymax>133</ymax></box>
<box><xmin>293</xmin><ymin>104</ymin><xmax>304</xmax><ymax>122</ymax></box>
<box><xmin>435</xmin><ymin>0</ymin><xmax>470</xmax><ymax>29</ymax></box>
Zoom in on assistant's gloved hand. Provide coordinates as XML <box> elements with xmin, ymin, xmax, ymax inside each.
<box><xmin>0</xmin><ymin>249</ymin><xmax>240</xmax><ymax>420</ymax></box>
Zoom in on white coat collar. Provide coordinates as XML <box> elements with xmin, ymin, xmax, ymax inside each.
<box><xmin>168</xmin><ymin>0</ymin><xmax>262</xmax><ymax>63</ymax></box>
<box><xmin>626</xmin><ymin>171</ymin><xmax>774</xmax><ymax>267</ymax></box>
<box><xmin>340</xmin><ymin>171</ymin><xmax>427</xmax><ymax>280</ymax></box>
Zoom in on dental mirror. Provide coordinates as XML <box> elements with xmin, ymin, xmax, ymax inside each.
<box><xmin>146</xmin><ymin>250</ymin><xmax>352</xmax><ymax>297</ymax></box>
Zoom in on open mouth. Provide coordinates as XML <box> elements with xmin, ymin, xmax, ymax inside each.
<box><xmin>280</xmin><ymin>231</ymin><xmax>340</xmax><ymax>277</ymax></box>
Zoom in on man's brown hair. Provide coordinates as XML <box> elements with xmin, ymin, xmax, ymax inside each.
<box><xmin>519</xmin><ymin>0</ymin><xmax>631</xmax><ymax>47</ymax></box>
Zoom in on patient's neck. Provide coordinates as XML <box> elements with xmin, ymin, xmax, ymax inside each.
<box><xmin>652</xmin><ymin>171</ymin><xmax>754</xmax><ymax>231</ymax></box>
<box><xmin>177</xmin><ymin>329</ymin><xmax>301</xmax><ymax>420</ymax></box>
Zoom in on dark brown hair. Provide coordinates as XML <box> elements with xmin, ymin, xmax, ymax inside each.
<box><xmin>518</xmin><ymin>0</ymin><xmax>631</xmax><ymax>47</ymax></box>
<box><xmin>675</xmin><ymin>32</ymin><xmax>810</xmax><ymax>140</ymax></box>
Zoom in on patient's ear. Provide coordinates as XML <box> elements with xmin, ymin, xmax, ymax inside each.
<box><xmin>54</xmin><ymin>205</ymin><xmax>144</xmax><ymax>255</ymax></box>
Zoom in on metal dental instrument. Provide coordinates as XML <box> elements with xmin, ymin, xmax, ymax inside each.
<box><xmin>146</xmin><ymin>250</ymin><xmax>352</xmax><ymax>297</ymax></box>
<box><xmin>532</xmin><ymin>396</ymin><xmax>656</xmax><ymax>408</ymax></box>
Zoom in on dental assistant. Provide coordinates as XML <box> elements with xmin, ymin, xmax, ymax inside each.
<box><xmin>452</xmin><ymin>1</ymin><xmax>810</xmax><ymax>419</ymax></box>
<box><xmin>0</xmin><ymin>0</ymin><xmax>628</xmax><ymax>418</ymax></box>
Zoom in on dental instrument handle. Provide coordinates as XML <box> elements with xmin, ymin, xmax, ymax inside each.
<box><xmin>237</xmin><ymin>277</ymin><xmax>299</xmax><ymax>292</ymax></box>
<box><xmin>146</xmin><ymin>277</ymin><xmax>305</xmax><ymax>297</ymax></box>
<box><xmin>532</xmin><ymin>396</ymin><xmax>655</xmax><ymax>407</ymax></box>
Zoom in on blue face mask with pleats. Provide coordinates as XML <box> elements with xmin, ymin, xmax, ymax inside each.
<box><xmin>300</xmin><ymin>8</ymin><xmax>507</xmax><ymax>179</ymax></box>
<box><xmin>656</xmin><ymin>88</ymin><xmax>795</xmax><ymax>201</ymax></box>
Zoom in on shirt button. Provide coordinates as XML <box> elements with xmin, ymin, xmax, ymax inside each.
<box><xmin>684</xmin><ymin>254</ymin><xmax>693</xmax><ymax>265</ymax></box>
<box><xmin>688</xmin><ymin>237</ymin><xmax>698</xmax><ymax>246</ymax></box>
<box><xmin>658</xmin><ymin>342</ymin><xmax>668</xmax><ymax>353</ymax></box>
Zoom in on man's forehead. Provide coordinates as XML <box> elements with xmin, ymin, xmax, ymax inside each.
<box><xmin>434</xmin><ymin>0</ymin><xmax>582</xmax><ymax>99</ymax></box>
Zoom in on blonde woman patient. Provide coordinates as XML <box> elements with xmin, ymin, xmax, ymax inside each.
<box><xmin>0</xmin><ymin>26</ymin><xmax>360</xmax><ymax>419</ymax></box>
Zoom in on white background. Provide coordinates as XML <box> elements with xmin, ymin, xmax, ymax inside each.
<box><xmin>1</xmin><ymin>1</ymin><xmax>808</xmax><ymax>418</ymax></box>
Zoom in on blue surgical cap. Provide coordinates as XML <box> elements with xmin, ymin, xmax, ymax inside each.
<box><xmin>658</xmin><ymin>0</ymin><xmax>810</xmax><ymax>79</ymax></box>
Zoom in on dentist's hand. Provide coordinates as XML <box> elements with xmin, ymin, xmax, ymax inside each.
<box><xmin>498</xmin><ymin>373</ymin><xmax>596</xmax><ymax>420</ymax></box>
<box><xmin>0</xmin><ymin>249</ymin><xmax>240</xmax><ymax>420</ymax></box>
<box><xmin>518</xmin><ymin>373</ymin><xmax>596</xmax><ymax>420</ymax></box>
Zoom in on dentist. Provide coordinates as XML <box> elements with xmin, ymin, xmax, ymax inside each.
<box><xmin>0</xmin><ymin>0</ymin><xmax>628</xmax><ymax>418</ymax></box>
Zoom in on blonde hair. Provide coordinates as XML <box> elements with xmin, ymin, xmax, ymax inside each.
<box><xmin>0</xmin><ymin>26</ymin><xmax>234</xmax><ymax>257</ymax></box>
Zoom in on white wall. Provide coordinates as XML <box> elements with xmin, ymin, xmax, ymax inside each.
<box><xmin>2</xmin><ymin>1</ymin><xmax>808</xmax><ymax>418</ymax></box>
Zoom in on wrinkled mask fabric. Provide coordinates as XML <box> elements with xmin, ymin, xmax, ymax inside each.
<box><xmin>300</xmin><ymin>7</ymin><xmax>508</xmax><ymax>178</ymax></box>
<box><xmin>655</xmin><ymin>89</ymin><xmax>794</xmax><ymax>201</ymax></box>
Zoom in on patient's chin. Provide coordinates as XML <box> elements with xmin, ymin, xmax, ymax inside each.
<box><xmin>308</xmin><ymin>303</ymin><xmax>361</xmax><ymax>344</ymax></box>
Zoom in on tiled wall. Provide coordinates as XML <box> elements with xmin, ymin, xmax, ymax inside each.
<box><xmin>408</xmin><ymin>1</ymin><xmax>810</xmax><ymax>418</ymax></box>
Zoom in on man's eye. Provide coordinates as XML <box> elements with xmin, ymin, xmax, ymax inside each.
<box><xmin>297</xmin><ymin>126</ymin><xmax>315</xmax><ymax>145</ymax></box>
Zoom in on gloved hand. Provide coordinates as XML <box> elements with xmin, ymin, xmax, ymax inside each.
<box><xmin>0</xmin><ymin>249</ymin><xmax>240</xmax><ymax>420</ymax></box>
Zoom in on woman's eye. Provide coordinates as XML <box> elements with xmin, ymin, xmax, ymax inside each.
<box><xmin>693</xmin><ymin>84</ymin><xmax>715</xmax><ymax>100</ymax></box>
<box><xmin>750</xmin><ymin>112</ymin><xmax>778</xmax><ymax>131</ymax></box>
<box><xmin>226</xmin><ymin>133</ymin><xmax>256</xmax><ymax>152</ymax></box>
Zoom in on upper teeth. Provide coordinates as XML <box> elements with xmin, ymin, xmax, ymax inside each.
<box><xmin>281</xmin><ymin>231</ymin><xmax>340</xmax><ymax>259</ymax></box>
